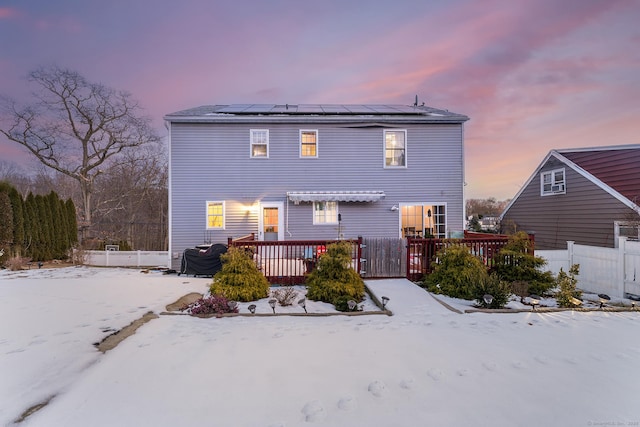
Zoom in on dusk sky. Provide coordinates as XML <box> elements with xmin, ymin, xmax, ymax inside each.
<box><xmin>0</xmin><ymin>0</ymin><xmax>638</xmax><ymax>200</ymax></box>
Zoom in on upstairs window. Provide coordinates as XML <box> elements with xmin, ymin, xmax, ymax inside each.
<box><xmin>384</xmin><ymin>130</ymin><xmax>406</xmax><ymax>167</ymax></box>
<box><xmin>313</xmin><ymin>201</ymin><xmax>338</xmax><ymax>224</ymax></box>
<box><xmin>206</xmin><ymin>201</ymin><xmax>225</xmax><ymax>229</ymax></box>
<box><xmin>541</xmin><ymin>168</ymin><xmax>565</xmax><ymax>196</ymax></box>
<box><xmin>250</xmin><ymin>129</ymin><xmax>269</xmax><ymax>158</ymax></box>
<box><xmin>300</xmin><ymin>130</ymin><xmax>318</xmax><ymax>158</ymax></box>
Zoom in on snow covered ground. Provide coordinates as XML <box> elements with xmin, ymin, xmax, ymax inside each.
<box><xmin>1</xmin><ymin>267</ymin><xmax>639</xmax><ymax>427</ymax></box>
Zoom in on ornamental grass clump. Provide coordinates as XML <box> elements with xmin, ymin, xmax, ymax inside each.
<box><xmin>272</xmin><ymin>286</ymin><xmax>299</xmax><ymax>306</ymax></box>
<box><xmin>210</xmin><ymin>247</ymin><xmax>270</xmax><ymax>302</ymax></box>
<box><xmin>305</xmin><ymin>241</ymin><xmax>365</xmax><ymax>310</ymax></box>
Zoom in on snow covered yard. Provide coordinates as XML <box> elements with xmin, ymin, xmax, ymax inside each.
<box><xmin>1</xmin><ymin>267</ymin><xmax>639</xmax><ymax>427</ymax></box>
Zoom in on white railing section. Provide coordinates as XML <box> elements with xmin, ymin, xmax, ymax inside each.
<box><xmin>84</xmin><ymin>250</ymin><xmax>169</xmax><ymax>268</ymax></box>
<box><xmin>537</xmin><ymin>238</ymin><xmax>640</xmax><ymax>299</ymax></box>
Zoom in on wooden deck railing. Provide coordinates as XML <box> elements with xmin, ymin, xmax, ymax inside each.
<box><xmin>226</xmin><ymin>234</ymin><xmax>532</xmax><ymax>284</ymax></box>
<box><xmin>406</xmin><ymin>234</ymin><xmax>534</xmax><ymax>282</ymax></box>
<box><xmin>228</xmin><ymin>236</ymin><xmax>363</xmax><ymax>285</ymax></box>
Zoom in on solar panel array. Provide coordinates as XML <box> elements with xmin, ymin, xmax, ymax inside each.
<box><xmin>213</xmin><ymin>104</ymin><xmax>431</xmax><ymax>115</ymax></box>
<box><xmin>166</xmin><ymin>104</ymin><xmax>468</xmax><ymax>121</ymax></box>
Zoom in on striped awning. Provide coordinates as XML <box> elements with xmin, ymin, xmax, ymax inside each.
<box><xmin>287</xmin><ymin>191</ymin><xmax>385</xmax><ymax>204</ymax></box>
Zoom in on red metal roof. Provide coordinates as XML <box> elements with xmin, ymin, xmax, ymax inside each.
<box><xmin>561</xmin><ymin>147</ymin><xmax>640</xmax><ymax>204</ymax></box>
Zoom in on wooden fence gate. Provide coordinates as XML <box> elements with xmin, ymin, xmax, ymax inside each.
<box><xmin>361</xmin><ymin>237</ymin><xmax>406</xmax><ymax>278</ymax></box>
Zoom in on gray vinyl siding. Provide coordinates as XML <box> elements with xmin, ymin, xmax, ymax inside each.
<box><xmin>169</xmin><ymin>121</ymin><xmax>464</xmax><ymax>268</ymax></box>
<box><xmin>501</xmin><ymin>159</ymin><xmax>636</xmax><ymax>250</ymax></box>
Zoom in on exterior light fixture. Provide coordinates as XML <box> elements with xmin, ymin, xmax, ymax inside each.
<box><xmin>598</xmin><ymin>294</ymin><xmax>610</xmax><ymax>309</ymax></box>
<box><xmin>529</xmin><ymin>295</ymin><xmax>540</xmax><ymax>310</ymax></box>
<box><xmin>269</xmin><ymin>298</ymin><xmax>277</xmax><ymax>314</ymax></box>
<box><xmin>390</xmin><ymin>205</ymin><xmax>399</xmax><ymax>211</ymax></box>
<box><xmin>483</xmin><ymin>294</ymin><xmax>494</xmax><ymax>307</ymax></box>
<box><xmin>347</xmin><ymin>300</ymin><xmax>357</xmax><ymax>311</ymax></box>
<box><xmin>248</xmin><ymin>304</ymin><xmax>256</xmax><ymax>314</ymax></box>
<box><xmin>632</xmin><ymin>301</ymin><xmax>636</xmax><ymax>310</ymax></box>
<box><xmin>298</xmin><ymin>298</ymin><xmax>307</xmax><ymax>313</ymax></box>
<box><xmin>381</xmin><ymin>296</ymin><xmax>390</xmax><ymax>310</ymax></box>
<box><xmin>227</xmin><ymin>301</ymin><xmax>237</xmax><ymax>311</ymax></box>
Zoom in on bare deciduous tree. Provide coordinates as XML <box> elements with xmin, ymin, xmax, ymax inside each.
<box><xmin>0</xmin><ymin>66</ymin><xmax>160</xmax><ymax>240</ymax></box>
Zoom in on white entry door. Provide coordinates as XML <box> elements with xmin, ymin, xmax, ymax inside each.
<box><xmin>258</xmin><ymin>202</ymin><xmax>284</xmax><ymax>241</ymax></box>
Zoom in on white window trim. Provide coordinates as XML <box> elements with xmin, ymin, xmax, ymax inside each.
<box><xmin>614</xmin><ymin>220</ymin><xmax>640</xmax><ymax>246</ymax></box>
<box><xmin>299</xmin><ymin>129</ymin><xmax>318</xmax><ymax>158</ymax></box>
<box><xmin>205</xmin><ymin>200</ymin><xmax>225</xmax><ymax>230</ymax></box>
<box><xmin>540</xmin><ymin>168</ymin><xmax>566</xmax><ymax>196</ymax></box>
<box><xmin>312</xmin><ymin>201</ymin><xmax>338</xmax><ymax>225</ymax></box>
<box><xmin>250</xmin><ymin>129</ymin><xmax>269</xmax><ymax>158</ymax></box>
<box><xmin>383</xmin><ymin>129</ymin><xmax>407</xmax><ymax>168</ymax></box>
<box><xmin>398</xmin><ymin>202</ymin><xmax>448</xmax><ymax>238</ymax></box>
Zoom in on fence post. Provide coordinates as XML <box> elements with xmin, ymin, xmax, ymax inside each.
<box><xmin>567</xmin><ymin>241</ymin><xmax>574</xmax><ymax>269</ymax></box>
<box><xmin>357</xmin><ymin>236</ymin><xmax>364</xmax><ymax>276</ymax></box>
<box><xmin>618</xmin><ymin>237</ymin><xmax>627</xmax><ymax>297</ymax></box>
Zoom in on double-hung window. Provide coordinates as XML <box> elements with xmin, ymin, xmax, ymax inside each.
<box><xmin>541</xmin><ymin>168</ymin><xmax>566</xmax><ymax>196</ymax></box>
<box><xmin>206</xmin><ymin>201</ymin><xmax>225</xmax><ymax>229</ymax></box>
<box><xmin>313</xmin><ymin>201</ymin><xmax>338</xmax><ymax>224</ymax></box>
<box><xmin>384</xmin><ymin>130</ymin><xmax>406</xmax><ymax>167</ymax></box>
<box><xmin>300</xmin><ymin>130</ymin><xmax>318</xmax><ymax>158</ymax></box>
<box><xmin>250</xmin><ymin>129</ymin><xmax>269</xmax><ymax>158</ymax></box>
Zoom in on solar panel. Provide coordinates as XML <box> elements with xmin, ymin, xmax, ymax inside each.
<box><xmin>176</xmin><ymin>104</ymin><xmax>467</xmax><ymax>120</ymax></box>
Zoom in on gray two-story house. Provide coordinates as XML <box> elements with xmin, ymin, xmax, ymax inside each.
<box><xmin>165</xmin><ymin>104</ymin><xmax>469</xmax><ymax>269</ymax></box>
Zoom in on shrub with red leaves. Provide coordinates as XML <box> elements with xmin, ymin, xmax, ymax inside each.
<box><xmin>185</xmin><ymin>294</ymin><xmax>239</xmax><ymax>316</ymax></box>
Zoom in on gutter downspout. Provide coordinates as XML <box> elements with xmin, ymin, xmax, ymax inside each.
<box><xmin>285</xmin><ymin>193</ymin><xmax>292</xmax><ymax>237</ymax></box>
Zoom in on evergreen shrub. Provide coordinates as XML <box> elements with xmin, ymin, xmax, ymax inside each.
<box><xmin>305</xmin><ymin>241</ymin><xmax>365</xmax><ymax>309</ymax></box>
<box><xmin>473</xmin><ymin>273</ymin><xmax>512</xmax><ymax>309</ymax></box>
<box><xmin>209</xmin><ymin>247</ymin><xmax>270</xmax><ymax>302</ymax></box>
<box><xmin>493</xmin><ymin>231</ymin><xmax>555</xmax><ymax>296</ymax></box>
<box><xmin>555</xmin><ymin>264</ymin><xmax>582</xmax><ymax>308</ymax></box>
<box><xmin>423</xmin><ymin>244</ymin><xmax>488</xmax><ymax>300</ymax></box>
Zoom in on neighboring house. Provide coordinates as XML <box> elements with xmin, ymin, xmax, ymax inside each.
<box><xmin>500</xmin><ymin>145</ymin><xmax>640</xmax><ymax>250</ymax></box>
<box><xmin>164</xmin><ymin>104</ymin><xmax>469</xmax><ymax>269</ymax></box>
<box><xmin>479</xmin><ymin>216</ymin><xmax>500</xmax><ymax>232</ymax></box>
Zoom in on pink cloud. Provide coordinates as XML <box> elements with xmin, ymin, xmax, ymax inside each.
<box><xmin>0</xmin><ymin>7</ymin><xmax>18</xmax><ymax>19</ymax></box>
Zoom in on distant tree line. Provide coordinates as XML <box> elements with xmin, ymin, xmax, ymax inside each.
<box><xmin>0</xmin><ymin>182</ymin><xmax>77</xmax><ymax>263</ymax></box>
<box><xmin>466</xmin><ymin>197</ymin><xmax>511</xmax><ymax>233</ymax></box>
<box><xmin>0</xmin><ymin>156</ymin><xmax>167</xmax><ymax>252</ymax></box>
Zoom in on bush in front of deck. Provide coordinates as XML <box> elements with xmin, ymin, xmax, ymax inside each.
<box><xmin>423</xmin><ymin>244</ymin><xmax>488</xmax><ymax>300</ymax></box>
<box><xmin>492</xmin><ymin>231</ymin><xmax>555</xmax><ymax>296</ymax></box>
<box><xmin>210</xmin><ymin>247</ymin><xmax>270</xmax><ymax>302</ymax></box>
<box><xmin>306</xmin><ymin>241</ymin><xmax>365</xmax><ymax>310</ymax></box>
<box><xmin>473</xmin><ymin>273</ymin><xmax>512</xmax><ymax>309</ymax></box>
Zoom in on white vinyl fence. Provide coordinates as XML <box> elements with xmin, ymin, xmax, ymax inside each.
<box><xmin>84</xmin><ymin>250</ymin><xmax>169</xmax><ymax>268</ymax></box>
<box><xmin>537</xmin><ymin>238</ymin><xmax>640</xmax><ymax>299</ymax></box>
